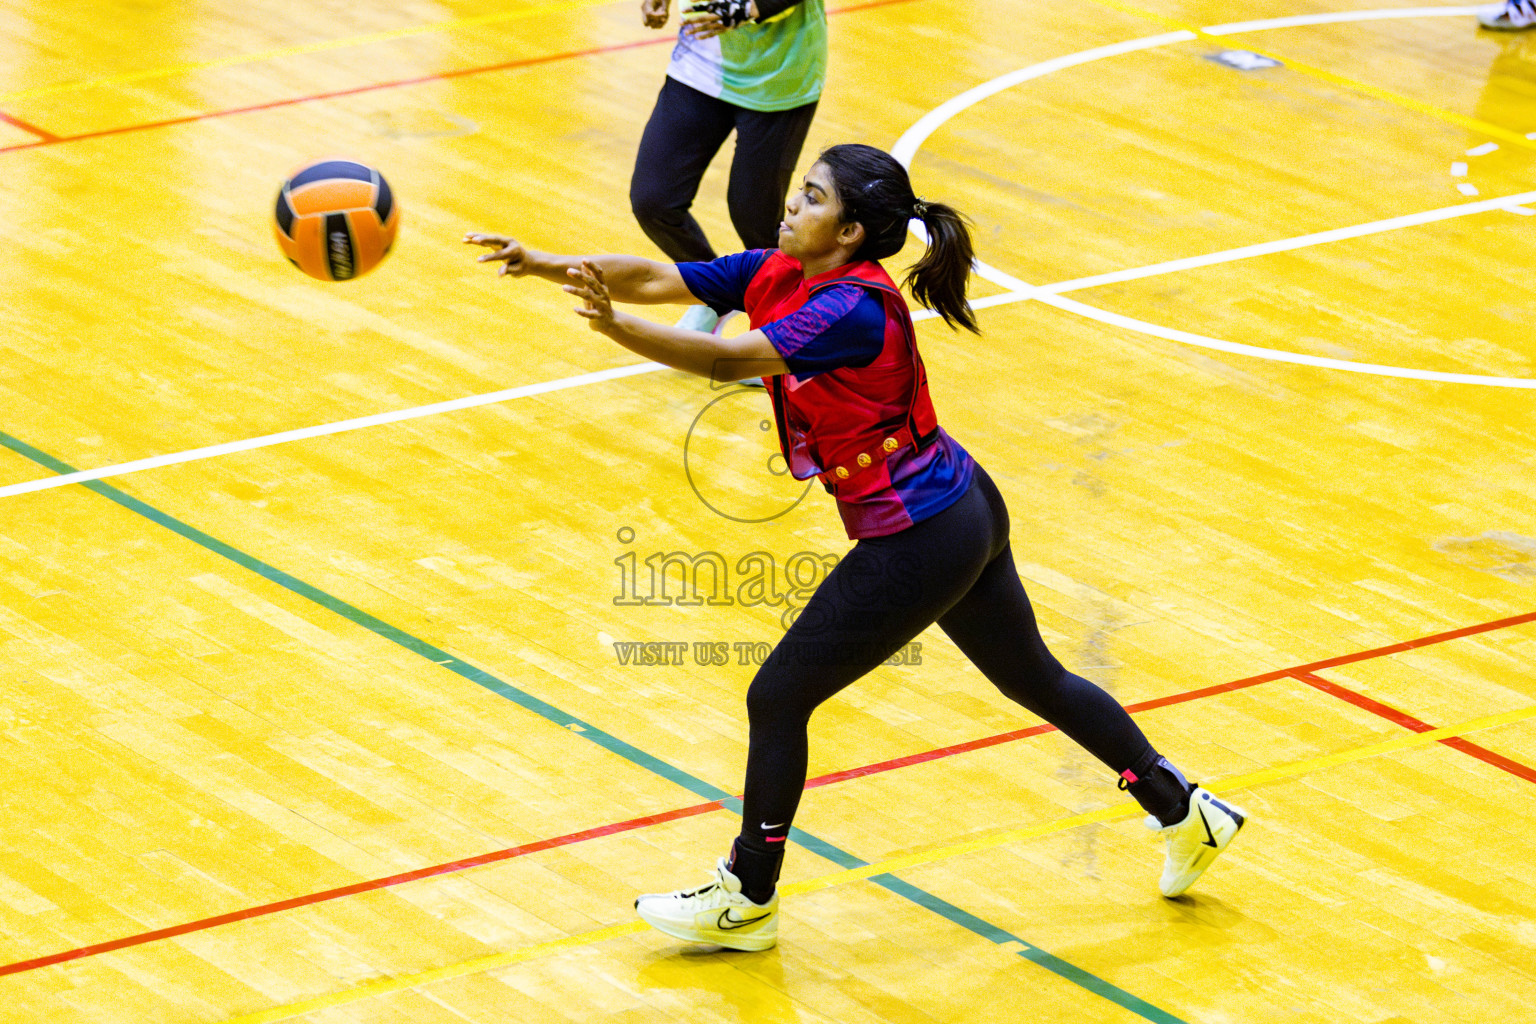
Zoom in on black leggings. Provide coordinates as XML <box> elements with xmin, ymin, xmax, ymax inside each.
<box><xmin>630</xmin><ymin>77</ymin><xmax>818</xmax><ymax>262</ymax></box>
<box><xmin>740</xmin><ymin>464</ymin><xmax>1159</xmax><ymax>842</ymax></box>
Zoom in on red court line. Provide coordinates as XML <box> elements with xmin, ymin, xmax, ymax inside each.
<box><xmin>0</xmin><ymin>0</ymin><xmax>923</xmax><ymax>156</ymax></box>
<box><xmin>810</xmin><ymin>614</ymin><xmax>1536</xmax><ymax>789</ymax></box>
<box><xmin>1289</xmin><ymin>610</ymin><xmax>1536</xmax><ymax>674</ymax></box>
<box><xmin>1294</xmin><ymin>671</ymin><xmax>1536</xmax><ymax>785</ymax></box>
<box><xmin>1</xmin><ymin>607</ymin><xmax>1529</xmax><ymax>977</ymax></box>
<box><xmin>0</xmin><ymin>109</ymin><xmax>57</xmax><ymax>142</ymax></box>
<box><xmin>0</xmin><ymin>38</ymin><xmax>667</xmax><ymax>155</ymax></box>
<box><xmin>0</xmin><ymin>799</ymin><xmax>722</xmax><ymax>979</ymax></box>
<box><xmin>808</xmin><ymin>723</ymin><xmax>1056</xmax><ymax>788</ymax></box>
<box><xmin>806</xmin><ymin>673</ymin><xmax>1291</xmax><ymax>788</ymax></box>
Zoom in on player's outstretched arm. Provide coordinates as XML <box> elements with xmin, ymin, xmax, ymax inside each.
<box><xmin>463</xmin><ymin>233</ymin><xmax>695</xmax><ymax>305</ymax></box>
<box><xmin>566</xmin><ymin>261</ymin><xmax>787</xmax><ymax>382</ymax></box>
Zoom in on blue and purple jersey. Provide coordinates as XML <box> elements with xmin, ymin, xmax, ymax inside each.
<box><xmin>680</xmin><ymin>250</ymin><xmax>883</xmax><ymax>376</ymax></box>
<box><xmin>678</xmin><ymin>250</ymin><xmax>975</xmax><ymax>539</ymax></box>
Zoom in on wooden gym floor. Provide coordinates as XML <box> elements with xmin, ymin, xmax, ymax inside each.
<box><xmin>1</xmin><ymin>0</ymin><xmax>1533</xmax><ymax>1021</ymax></box>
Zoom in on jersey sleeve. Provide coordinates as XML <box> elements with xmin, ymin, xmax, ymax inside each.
<box><xmin>675</xmin><ymin>249</ymin><xmax>773</xmax><ymax>315</ymax></box>
<box><xmin>760</xmin><ymin>283</ymin><xmax>887</xmax><ymax>377</ymax></box>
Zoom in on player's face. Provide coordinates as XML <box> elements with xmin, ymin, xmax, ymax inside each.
<box><xmin>779</xmin><ymin>163</ymin><xmax>850</xmax><ymax>259</ymax></box>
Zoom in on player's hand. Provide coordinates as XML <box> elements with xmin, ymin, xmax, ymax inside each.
<box><xmin>566</xmin><ymin>261</ymin><xmax>616</xmax><ymax>331</ymax></box>
<box><xmin>464</xmin><ymin>233</ymin><xmax>530</xmax><ymax>277</ymax></box>
<box><xmin>681</xmin><ymin>0</ymin><xmax>756</xmax><ymax>37</ymax></box>
<box><xmin>641</xmin><ymin>0</ymin><xmax>669</xmax><ymax>29</ymax></box>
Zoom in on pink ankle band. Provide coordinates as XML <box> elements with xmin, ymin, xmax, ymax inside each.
<box><xmin>1120</xmin><ymin>769</ymin><xmax>1139</xmax><ymax>783</ymax></box>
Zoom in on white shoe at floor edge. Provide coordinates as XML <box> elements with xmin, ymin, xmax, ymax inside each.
<box><xmin>635</xmin><ymin>857</ymin><xmax>779</xmax><ymax>951</ymax></box>
<box><xmin>675</xmin><ymin>304</ymin><xmax>721</xmax><ymax>332</ymax></box>
<box><xmin>1147</xmin><ymin>785</ymin><xmax>1247</xmax><ymax>898</ymax></box>
<box><xmin>699</xmin><ymin>308</ymin><xmax>763</xmax><ymax>386</ymax></box>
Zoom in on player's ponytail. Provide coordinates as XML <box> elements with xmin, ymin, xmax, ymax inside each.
<box><xmin>905</xmin><ymin>200</ymin><xmax>977</xmax><ymax>334</ymax></box>
<box><xmin>817</xmin><ymin>144</ymin><xmax>979</xmax><ymax>334</ymax></box>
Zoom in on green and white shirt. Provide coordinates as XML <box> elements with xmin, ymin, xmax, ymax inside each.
<box><xmin>667</xmin><ymin>0</ymin><xmax>827</xmax><ymax>112</ymax></box>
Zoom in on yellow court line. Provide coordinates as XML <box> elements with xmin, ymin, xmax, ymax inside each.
<box><xmin>0</xmin><ymin>0</ymin><xmax>615</xmax><ymax>104</ymax></box>
<box><xmin>1088</xmin><ymin>0</ymin><xmax>1536</xmax><ymax>152</ymax></box>
<box><xmin>787</xmin><ymin>700</ymin><xmax>1536</xmax><ymax>892</ymax></box>
<box><xmin>215</xmin><ymin>701</ymin><xmax>1536</xmax><ymax>1024</ymax></box>
<box><xmin>225</xmin><ymin>920</ymin><xmax>650</xmax><ymax>1024</ymax></box>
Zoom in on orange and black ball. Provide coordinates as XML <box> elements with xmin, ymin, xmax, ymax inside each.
<box><xmin>273</xmin><ymin>158</ymin><xmax>398</xmax><ymax>281</ymax></box>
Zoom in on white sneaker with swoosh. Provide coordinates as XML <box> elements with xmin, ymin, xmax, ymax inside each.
<box><xmin>1478</xmin><ymin>0</ymin><xmax>1536</xmax><ymax>29</ymax></box>
<box><xmin>1147</xmin><ymin>786</ymin><xmax>1247</xmax><ymax>898</ymax></box>
<box><xmin>635</xmin><ymin>857</ymin><xmax>779</xmax><ymax>950</ymax></box>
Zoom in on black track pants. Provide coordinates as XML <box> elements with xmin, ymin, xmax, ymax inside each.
<box><xmin>630</xmin><ymin>77</ymin><xmax>818</xmax><ymax>262</ymax></box>
<box><xmin>739</xmin><ymin>464</ymin><xmax>1159</xmax><ymax>843</ymax></box>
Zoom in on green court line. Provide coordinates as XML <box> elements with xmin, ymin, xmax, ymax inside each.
<box><xmin>0</xmin><ymin>428</ymin><xmax>1186</xmax><ymax>1024</ymax></box>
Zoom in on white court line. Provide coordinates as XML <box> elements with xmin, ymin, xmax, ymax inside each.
<box><xmin>976</xmin><ymin>263</ymin><xmax>1536</xmax><ymax>388</ymax></box>
<box><xmin>900</xmin><ymin>5</ymin><xmax>1536</xmax><ymax>388</ymax></box>
<box><xmin>7</xmin><ymin>179</ymin><xmax>1525</xmax><ymax>502</ymax></box>
<box><xmin>912</xmin><ymin>188</ymin><xmax>1536</xmax><ymax>308</ymax></box>
<box><xmin>1203</xmin><ymin>6</ymin><xmax>1480</xmax><ymax>34</ymax></box>
<box><xmin>3</xmin><ymin>6</ymin><xmax>1527</xmax><ymax>500</ymax></box>
<box><xmin>890</xmin><ymin>31</ymin><xmax>1197</xmax><ymax>167</ymax></box>
<box><xmin>0</xmin><ymin>362</ymin><xmax>664</xmax><ymax>499</ymax></box>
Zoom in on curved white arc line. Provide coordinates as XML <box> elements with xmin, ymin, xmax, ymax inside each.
<box><xmin>912</xmin><ymin>290</ymin><xmax>1040</xmax><ymax>320</ymax></box>
<box><xmin>970</xmin><ymin>250</ymin><xmax>1536</xmax><ymax>389</ymax></box>
<box><xmin>975</xmin><ymin>257</ymin><xmax>1536</xmax><ymax>386</ymax></box>
<box><xmin>889</xmin><ymin>31</ymin><xmax>1196</xmax><ymax>167</ymax></box>
<box><xmin>0</xmin><ymin>7</ymin><xmax>1510</xmax><ymax>504</ymax></box>
<box><xmin>1040</xmin><ymin>189</ymin><xmax>1536</xmax><ymax>294</ymax></box>
<box><xmin>0</xmin><ymin>361</ymin><xmax>668</xmax><ymax>500</ymax></box>
<box><xmin>894</xmin><ymin>32</ymin><xmax>1196</xmax><ymax>249</ymax></box>
<box><xmin>973</xmin><ymin>264</ymin><xmax>1036</xmax><ymax>295</ymax></box>
<box><xmin>1034</xmin><ymin>292</ymin><xmax>1536</xmax><ymax>387</ymax></box>
<box><xmin>1204</xmin><ymin>6</ymin><xmax>1482</xmax><ymax>35</ymax></box>
<box><xmin>895</xmin><ymin>6</ymin><xmax>1533</xmax><ymax>388</ymax></box>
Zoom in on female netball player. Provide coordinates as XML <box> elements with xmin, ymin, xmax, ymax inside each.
<box><xmin>465</xmin><ymin>143</ymin><xmax>1247</xmax><ymax>951</ymax></box>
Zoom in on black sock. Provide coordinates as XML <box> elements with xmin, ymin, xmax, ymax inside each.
<box><xmin>727</xmin><ymin>835</ymin><xmax>783</xmax><ymax>904</ymax></box>
<box><xmin>1120</xmin><ymin>754</ymin><xmax>1193</xmax><ymax>827</ymax></box>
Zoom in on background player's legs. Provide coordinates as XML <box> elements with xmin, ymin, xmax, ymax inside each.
<box><xmin>726</xmin><ymin>100</ymin><xmax>819</xmax><ymax>249</ymax></box>
<box><xmin>630</xmin><ymin>78</ymin><xmax>738</xmax><ymax>262</ymax></box>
